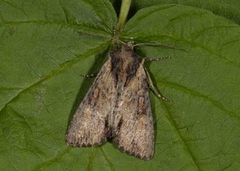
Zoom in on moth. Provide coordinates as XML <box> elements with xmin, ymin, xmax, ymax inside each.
<box><xmin>66</xmin><ymin>42</ymin><xmax>163</xmax><ymax>160</ymax></box>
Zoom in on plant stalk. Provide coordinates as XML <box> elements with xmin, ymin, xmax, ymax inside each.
<box><xmin>116</xmin><ymin>0</ymin><xmax>131</xmax><ymax>32</ymax></box>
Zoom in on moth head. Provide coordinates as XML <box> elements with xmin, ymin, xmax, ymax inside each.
<box><xmin>126</xmin><ymin>41</ymin><xmax>134</xmax><ymax>49</ymax></box>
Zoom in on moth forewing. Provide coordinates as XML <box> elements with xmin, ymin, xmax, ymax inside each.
<box><xmin>113</xmin><ymin>59</ymin><xmax>154</xmax><ymax>160</ymax></box>
<box><xmin>66</xmin><ymin>57</ymin><xmax>117</xmax><ymax>147</ymax></box>
<box><xmin>66</xmin><ymin>43</ymin><xmax>154</xmax><ymax>160</ymax></box>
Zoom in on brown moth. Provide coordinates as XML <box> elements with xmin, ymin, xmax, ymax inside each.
<box><xmin>66</xmin><ymin>43</ymin><xmax>154</xmax><ymax>160</ymax></box>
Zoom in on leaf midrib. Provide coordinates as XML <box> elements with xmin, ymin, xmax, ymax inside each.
<box><xmin>0</xmin><ymin>20</ymin><xmax>111</xmax><ymax>38</ymax></box>
<box><xmin>0</xmin><ymin>42</ymin><xmax>110</xmax><ymax>116</ymax></box>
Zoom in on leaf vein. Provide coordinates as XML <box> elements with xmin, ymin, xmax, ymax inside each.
<box><xmin>0</xmin><ymin>20</ymin><xmax>111</xmax><ymax>38</ymax></box>
<box><xmin>100</xmin><ymin>147</ymin><xmax>115</xmax><ymax>171</ymax></box>
<box><xmin>136</xmin><ymin>35</ymin><xmax>240</xmax><ymax>68</ymax></box>
<box><xmin>0</xmin><ymin>42</ymin><xmax>109</xmax><ymax>116</ymax></box>
<box><xmin>33</xmin><ymin>147</ymin><xmax>71</xmax><ymax>171</ymax></box>
<box><xmin>161</xmin><ymin>80</ymin><xmax>240</xmax><ymax>124</ymax></box>
<box><xmin>161</xmin><ymin>102</ymin><xmax>202</xmax><ymax>171</ymax></box>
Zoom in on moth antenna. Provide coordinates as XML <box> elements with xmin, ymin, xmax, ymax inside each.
<box><xmin>117</xmin><ymin>39</ymin><xmax>126</xmax><ymax>45</ymax></box>
<box><xmin>134</xmin><ymin>42</ymin><xmax>173</xmax><ymax>48</ymax></box>
<box><xmin>133</xmin><ymin>42</ymin><xmax>186</xmax><ymax>51</ymax></box>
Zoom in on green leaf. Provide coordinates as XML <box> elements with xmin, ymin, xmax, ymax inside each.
<box><xmin>1</xmin><ymin>1</ymin><xmax>240</xmax><ymax>171</ymax></box>
<box><xmin>132</xmin><ymin>0</ymin><xmax>240</xmax><ymax>24</ymax></box>
<box><xmin>123</xmin><ymin>4</ymin><xmax>240</xmax><ymax>170</ymax></box>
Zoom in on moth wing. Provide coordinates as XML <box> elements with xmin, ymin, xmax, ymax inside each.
<box><xmin>114</xmin><ymin>64</ymin><xmax>154</xmax><ymax>160</ymax></box>
<box><xmin>66</xmin><ymin>58</ymin><xmax>116</xmax><ymax>147</ymax></box>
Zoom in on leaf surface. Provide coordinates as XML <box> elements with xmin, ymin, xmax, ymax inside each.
<box><xmin>0</xmin><ymin>0</ymin><xmax>240</xmax><ymax>171</ymax></box>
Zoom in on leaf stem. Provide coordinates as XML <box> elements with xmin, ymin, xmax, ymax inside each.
<box><xmin>116</xmin><ymin>0</ymin><xmax>131</xmax><ymax>32</ymax></box>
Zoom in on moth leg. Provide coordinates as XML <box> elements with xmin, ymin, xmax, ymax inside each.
<box><xmin>144</xmin><ymin>66</ymin><xmax>168</xmax><ymax>101</ymax></box>
<box><xmin>79</xmin><ymin>73</ymin><xmax>97</xmax><ymax>78</ymax></box>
